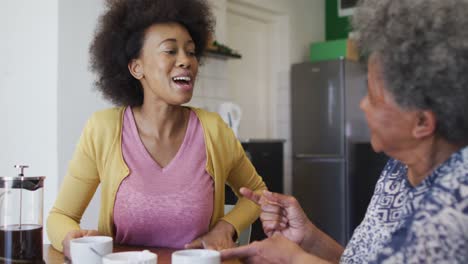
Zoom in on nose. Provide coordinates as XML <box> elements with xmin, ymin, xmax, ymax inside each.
<box><xmin>177</xmin><ymin>51</ymin><xmax>192</xmax><ymax>68</ymax></box>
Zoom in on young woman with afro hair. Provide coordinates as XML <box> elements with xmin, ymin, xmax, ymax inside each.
<box><xmin>47</xmin><ymin>0</ymin><xmax>266</xmax><ymax>258</ymax></box>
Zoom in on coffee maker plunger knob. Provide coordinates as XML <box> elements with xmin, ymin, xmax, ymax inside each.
<box><xmin>14</xmin><ymin>165</ymin><xmax>29</xmax><ymax>177</ymax></box>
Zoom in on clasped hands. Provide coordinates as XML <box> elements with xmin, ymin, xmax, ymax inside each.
<box><xmin>221</xmin><ymin>188</ymin><xmax>329</xmax><ymax>264</ymax></box>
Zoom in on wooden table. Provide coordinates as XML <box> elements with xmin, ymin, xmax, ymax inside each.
<box><xmin>43</xmin><ymin>244</ymin><xmax>241</xmax><ymax>264</ymax></box>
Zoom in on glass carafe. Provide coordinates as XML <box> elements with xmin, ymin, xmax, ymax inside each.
<box><xmin>0</xmin><ymin>165</ymin><xmax>45</xmax><ymax>264</ymax></box>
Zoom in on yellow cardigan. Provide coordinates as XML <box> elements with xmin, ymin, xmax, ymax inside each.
<box><xmin>47</xmin><ymin>107</ymin><xmax>266</xmax><ymax>251</ymax></box>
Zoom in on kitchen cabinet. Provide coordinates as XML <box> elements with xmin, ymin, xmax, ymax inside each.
<box><xmin>225</xmin><ymin>139</ymin><xmax>285</xmax><ymax>242</ymax></box>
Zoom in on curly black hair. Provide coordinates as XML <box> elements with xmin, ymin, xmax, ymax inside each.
<box><xmin>89</xmin><ymin>0</ymin><xmax>215</xmax><ymax>106</ymax></box>
<box><xmin>352</xmin><ymin>0</ymin><xmax>468</xmax><ymax>145</ymax></box>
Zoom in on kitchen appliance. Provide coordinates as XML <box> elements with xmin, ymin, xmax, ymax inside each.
<box><xmin>0</xmin><ymin>165</ymin><xmax>45</xmax><ymax>263</ymax></box>
<box><xmin>291</xmin><ymin>59</ymin><xmax>388</xmax><ymax>245</ymax></box>
<box><xmin>218</xmin><ymin>102</ymin><xmax>242</xmax><ymax>138</ymax></box>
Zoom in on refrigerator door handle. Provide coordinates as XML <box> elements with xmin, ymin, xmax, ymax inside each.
<box><xmin>294</xmin><ymin>154</ymin><xmax>344</xmax><ymax>162</ymax></box>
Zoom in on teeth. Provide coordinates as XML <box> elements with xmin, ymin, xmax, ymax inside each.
<box><xmin>173</xmin><ymin>76</ymin><xmax>191</xmax><ymax>82</ymax></box>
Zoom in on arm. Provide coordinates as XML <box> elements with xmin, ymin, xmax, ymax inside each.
<box><xmin>221</xmin><ymin>233</ymin><xmax>334</xmax><ymax>264</ymax></box>
<box><xmin>242</xmin><ymin>188</ymin><xmax>344</xmax><ymax>263</ymax></box>
<box><xmin>222</xmin><ymin>144</ymin><xmax>267</xmax><ymax>234</ymax></box>
<box><xmin>186</xmin><ymin>153</ymin><xmax>266</xmax><ymax>250</ymax></box>
<box><xmin>46</xmin><ymin>118</ymin><xmax>100</xmax><ymax>254</ymax></box>
<box><xmin>186</xmin><ymin>113</ymin><xmax>266</xmax><ymax>250</ymax></box>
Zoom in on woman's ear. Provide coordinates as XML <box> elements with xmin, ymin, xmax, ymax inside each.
<box><xmin>128</xmin><ymin>59</ymin><xmax>143</xmax><ymax>79</ymax></box>
<box><xmin>412</xmin><ymin>110</ymin><xmax>436</xmax><ymax>139</ymax></box>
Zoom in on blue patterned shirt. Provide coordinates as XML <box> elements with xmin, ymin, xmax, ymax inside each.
<box><xmin>341</xmin><ymin>146</ymin><xmax>468</xmax><ymax>263</ymax></box>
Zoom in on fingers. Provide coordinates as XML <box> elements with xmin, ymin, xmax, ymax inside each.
<box><xmin>258</xmin><ymin>201</ymin><xmax>288</xmax><ymax>235</ymax></box>
<box><xmin>263</xmin><ymin>190</ymin><xmax>298</xmax><ymax>208</ymax></box>
<box><xmin>67</xmin><ymin>229</ymin><xmax>98</xmax><ymax>239</ymax></box>
<box><xmin>262</xmin><ymin>216</ymin><xmax>288</xmax><ymax>236</ymax></box>
<box><xmin>62</xmin><ymin>230</ymin><xmax>84</xmax><ymax>259</ymax></box>
<box><xmin>239</xmin><ymin>187</ymin><xmax>263</xmax><ymax>205</ymax></box>
<box><xmin>184</xmin><ymin>238</ymin><xmax>204</xmax><ymax>249</ymax></box>
<box><xmin>240</xmin><ymin>187</ymin><xmax>297</xmax><ymax>210</ymax></box>
<box><xmin>62</xmin><ymin>229</ymin><xmax>100</xmax><ymax>258</ymax></box>
<box><xmin>221</xmin><ymin>244</ymin><xmax>257</xmax><ymax>261</ymax></box>
<box><xmin>263</xmin><ymin>191</ymin><xmax>302</xmax><ymax>210</ymax></box>
<box><xmin>260</xmin><ymin>203</ymin><xmax>284</xmax><ymax>216</ymax></box>
<box><xmin>85</xmin><ymin>230</ymin><xmax>99</xmax><ymax>236</ymax></box>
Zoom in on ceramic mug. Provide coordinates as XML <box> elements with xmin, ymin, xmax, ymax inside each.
<box><xmin>70</xmin><ymin>236</ymin><xmax>113</xmax><ymax>264</ymax></box>
<box><xmin>102</xmin><ymin>250</ymin><xmax>157</xmax><ymax>264</ymax></box>
<box><xmin>172</xmin><ymin>249</ymin><xmax>221</xmax><ymax>264</ymax></box>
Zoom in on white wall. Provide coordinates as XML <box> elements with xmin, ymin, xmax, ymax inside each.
<box><xmin>289</xmin><ymin>0</ymin><xmax>325</xmax><ymax>63</ymax></box>
<box><xmin>0</xmin><ymin>0</ymin><xmax>59</xmax><ymax>242</ymax></box>
<box><xmin>58</xmin><ymin>0</ymin><xmax>110</xmax><ymax>230</ymax></box>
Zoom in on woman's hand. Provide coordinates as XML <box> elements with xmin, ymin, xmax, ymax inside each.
<box><xmin>221</xmin><ymin>233</ymin><xmax>328</xmax><ymax>264</ymax></box>
<box><xmin>240</xmin><ymin>187</ymin><xmax>313</xmax><ymax>247</ymax></box>
<box><xmin>185</xmin><ymin>220</ymin><xmax>236</xmax><ymax>250</ymax></box>
<box><xmin>241</xmin><ymin>187</ymin><xmax>344</xmax><ymax>262</ymax></box>
<box><xmin>62</xmin><ymin>229</ymin><xmax>99</xmax><ymax>259</ymax></box>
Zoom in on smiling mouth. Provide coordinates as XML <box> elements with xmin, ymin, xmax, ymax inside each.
<box><xmin>172</xmin><ymin>76</ymin><xmax>191</xmax><ymax>85</ymax></box>
<box><xmin>172</xmin><ymin>76</ymin><xmax>194</xmax><ymax>91</ymax></box>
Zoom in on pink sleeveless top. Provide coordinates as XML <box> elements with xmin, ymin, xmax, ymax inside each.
<box><xmin>113</xmin><ymin>107</ymin><xmax>214</xmax><ymax>248</ymax></box>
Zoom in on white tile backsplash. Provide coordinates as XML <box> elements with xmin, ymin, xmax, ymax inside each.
<box><xmin>277</xmin><ymin>104</ymin><xmax>290</xmax><ymax>122</ymax></box>
<box><xmin>203</xmin><ymin>78</ymin><xmax>218</xmax><ymax>98</ymax></box>
<box><xmin>189</xmin><ymin>57</ymin><xmax>231</xmax><ymax>112</ymax></box>
<box><xmin>199</xmin><ymin>58</ymin><xmax>228</xmax><ymax>79</ymax></box>
<box><xmin>214</xmin><ymin>79</ymin><xmax>230</xmax><ymax>99</ymax></box>
<box><xmin>278</xmin><ymin>70</ymin><xmax>290</xmax><ymax>90</ymax></box>
<box><xmin>205</xmin><ymin>98</ymin><xmax>222</xmax><ymax>112</ymax></box>
<box><xmin>278</xmin><ymin>88</ymin><xmax>290</xmax><ymax>106</ymax></box>
<box><xmin>277</xmin><ymin>121</ymin><xmax>291</xmax><ymax>140</ymax></box>
<box><xmin>193</xmin><ymin>77</ymin><xmax>205</xmax><ymax>97</ymax></box>
<box><xmin>189</xmin><ymin>97</ymin><xmax>206</xmax><ymax>109</ymax></box>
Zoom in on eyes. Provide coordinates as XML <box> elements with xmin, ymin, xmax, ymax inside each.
<box><xmin>163</xmin><ymin>48</ymin><xmax>196</xmax><ymax>57</ymax></box>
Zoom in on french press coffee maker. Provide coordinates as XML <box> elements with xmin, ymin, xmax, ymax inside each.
<box><xmin>0</xmin><ymin>165</ymin><xmax>45</xmax><ymax>263</ymax></box>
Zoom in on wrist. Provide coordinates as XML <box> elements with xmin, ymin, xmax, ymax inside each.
<box><xmin>291</xmin><ymin>248</ymin><xmax>320</xmax><ymax>264</ymax></box>
<box><xmin>299</xmin><ymin>220</ymin><xmax>319</xmax><ymax>251</ymax></box>
<box><xmin>215</xmin><ymin>220</ymin><xmax>236</xmax><ymax>239</ymax></box>
<box><xmin>300</xmin><ymin>222</ymin><xmax>344</xmax><ymax>262</ymax></box>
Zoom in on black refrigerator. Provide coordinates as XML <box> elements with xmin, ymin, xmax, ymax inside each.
<box><xmin>291</xmin><ymin>59</ymin><xmax>388</xmax><ymax>246</ymax></box>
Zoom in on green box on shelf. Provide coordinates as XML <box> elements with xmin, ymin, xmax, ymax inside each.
<box><xmin>310</xmin><ymin>39</ymin><xmax>347</xmax><ymax>62</ymax></box>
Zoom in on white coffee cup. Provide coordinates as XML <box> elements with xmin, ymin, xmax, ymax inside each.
<box><xmin>70</xmin><ymin>236</ymin><xmax>113</xmax><ymax>264</ymax></box>
<box><xmin>172</xmin><ymin>249</ymin><xmax>220</xmax><ymax>264</ymax></box>
<box><xmin>102</xmin><ymin>250</ymin><xmax>157</xmax><ymax>264</ymax></box>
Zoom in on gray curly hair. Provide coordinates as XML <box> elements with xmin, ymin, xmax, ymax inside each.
<box><xmin>352</xmin><ymin>0</ymin><xmax>468</xmax><ymax>145</ymax></box>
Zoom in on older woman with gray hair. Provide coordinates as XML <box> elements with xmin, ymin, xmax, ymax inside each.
<box><xmin>221</xmin><ymin>0</ymin><xmax>468</xmax><ymax>263</ymax></box>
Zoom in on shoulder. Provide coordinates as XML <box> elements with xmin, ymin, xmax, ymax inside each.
<box><xmin>190</xmin><ymin>107</ymin><xmax>229</xmax><ymax>136</ymax></box>
<box><xmin>373</xmin><ymin>158</ymin><xmax>406</xmax><ymax>193</ymax></box>
<box><xmin>86</xmin><ymin>107</ymin><xmax>124</xmax><ymax>130</ymax></box>
<box><xmin>190</xmin><ymin>107</ymin><xmax>224</xmax><ymax>124</ymax></box>
<box><xmin>82</xmin><ymin>107</ymin><xmax>125</xmax><ymax>139</ymax></box>
<box><xmin>189</xmin><ymin>106</ymin><xmax>242</xmax><ymax>158</ymax></box>
<box><xmin>89</xmin><ymin>107</ymin><xmax>125</xmax><ymax>124</ymax></box>
<box><xmin>431</xmin><ymin>146</ymin><xmax>468</xmax><ymax>204</ymax></box>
